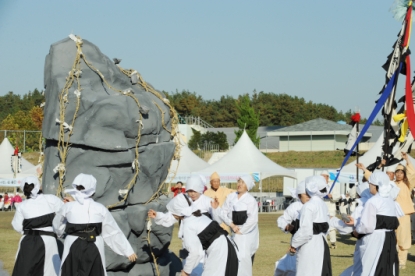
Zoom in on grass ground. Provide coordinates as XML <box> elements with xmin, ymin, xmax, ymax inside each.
<box><xmin>1</xmin><ymin>212</ymin><xmax>411</xmax><ymax>275</ymax></box>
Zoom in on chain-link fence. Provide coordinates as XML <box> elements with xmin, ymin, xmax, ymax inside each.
<box><xmin>0</xmin><ymin>130</ymin><xmax>42</xmax><ymax>152</ymax></box>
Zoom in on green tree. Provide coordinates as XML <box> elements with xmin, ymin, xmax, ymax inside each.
<box><xmin>234</xmin><ymin>95</ymin><xmax>260</xmax><ymax>146</ymax></box>
<box><xmin>188</xmin><ymin>128</ymin><xmax>202</xmax><ymax>150</ymax></box>
<box><xmin>200</xmin><ymin>131</ymin><xmax>229</xmax><ymax>151</ymax></box>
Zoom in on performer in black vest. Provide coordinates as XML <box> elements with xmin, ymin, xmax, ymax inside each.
<box><xmin>166</xmin><ymin>193</ymin><xmax>238</xmax><ymax>276</ymax></box>
<box><xmin>11</xmin><ymin>176</ymin><xmax>64</xmax><ymax>276</ymax></box>
<box><xmin>52</xmin><ymin>173</ymin><xmax>137</xmax><ymax>276</ymax></box>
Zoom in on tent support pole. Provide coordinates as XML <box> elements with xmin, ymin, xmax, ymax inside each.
<box><xmin>260</xmin><ymin>173</ymin><xmax>263</xmax><ymax>213</ymax></box>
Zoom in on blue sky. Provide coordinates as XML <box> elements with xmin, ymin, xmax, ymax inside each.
<box><xmin>0</xmin><ymin>1</ymin><xmax>406</xmax><ymax>119</ymax></box>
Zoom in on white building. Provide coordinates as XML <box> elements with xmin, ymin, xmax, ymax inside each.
<box><xmin>267</xmin><ymin>118</ymin><xmax>373</xmax><ymax>152</ymax></box>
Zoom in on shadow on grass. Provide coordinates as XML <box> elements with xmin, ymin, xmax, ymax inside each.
<box><xmin>331</xmin><ymin>254</ymin><xmax>353</xmax><ymax>258</ymax></box>
<box><xmin>336</xmin><ymin>234</ymin><xmax>357</xmax><ymax>246</ymax></box>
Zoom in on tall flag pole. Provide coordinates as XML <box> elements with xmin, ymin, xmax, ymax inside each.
<box><xmin>331</xmin><ymin>1</ymin><xmax>415</xmax><ymax>192</ymax></box>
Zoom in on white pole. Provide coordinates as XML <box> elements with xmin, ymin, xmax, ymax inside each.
<box><xmin>260</xmin><ymin>173</ymin><xmax>263</xmax><ymax>213</ymax></box>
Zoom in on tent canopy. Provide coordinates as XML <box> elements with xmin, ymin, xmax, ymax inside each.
<box><xmin>166</xmin><ymin>141</ymin><xmax>210</xmax><ymax>183</ymax></box>
<box><xmin>196</xmin><ymin>130</ymin><xmax>296</xmax><ymax>182</ymax></box>
<box><xmin>0</xmin><ymin>138</ymin><xmax>37</xmax><ymax>187</ymax></box>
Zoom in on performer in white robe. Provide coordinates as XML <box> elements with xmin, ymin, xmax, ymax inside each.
<box><xmin>349</xmin><ymin>171</ymin><xmax>403</xmax><ymax>276</ymax></box>
<box><xmin>276</xmin><ymin>187</ymin><xmax>303</xmax><ymax>234</ymax></box>
<box><xmin>149</xmin><ymin>175</ymin><xmax>222</xmax><ymax>276</ymax></box>
<box><xmin>274</xmin><ymin>181</ymin><xmax>308</xmax><ymax>276</ymax></box>
<box><xmin>291</xmin><ymin>175</ymin><xmax>332</xmax><ymax>276</ymax></box>
<box><xmin>11</xmin><ymin>176</ymin><xmax>64</xmax><ymax>276</ymax></box>
<box><xmin>329</xmin><ymin>181</ymin><xmax>372</xmax><ymax>276</ymax></box>
<box><xmin>218</xmin><ymin>174</ymin><xmax>259</xmax><ymax>276</ymax></box>
<box><xmin>52</xmin><ymin>173</ymin><xmax>137</xmax><ymax>276</ymax></box>
<box><xmin>167</xmin><ymin>193</ymin><xmax>238</xmax><ymax>276</ymax></box>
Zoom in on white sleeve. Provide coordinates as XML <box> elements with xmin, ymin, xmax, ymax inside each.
<box><xmin>182</xmin><ymin>225</ymin><xmax>204</xmax><ymax>274</ymax></box>
<box><xmin>47</xmin><ymin>195</ymin><xmax>64</xmax><ymax>212</ymax></box>
<box><xmin>291</xmin><ymin>205</ymin><xmax>314</xmax><ymax>248</ymax></box>
<box><xmin>329</xmin><ymin>217</ymin><xmax>353</xmax><ymax>235</ymax></box>
<box><xmin>153</xmin><ymin>211</ymin><xmax>177</xmax><ymax>227</ymax></box>
<box><xmin>219</xmin><ymin>195</ymin><xmax>233</xmax><ymax>226</ymax></box>
<box><xmin>11</xmin><ymin>206</ymin><xmax>24</xmax><ymax>234</ymax></box>
<box><xmin>52</xmin><ymin>204</ymin><xmax>67</xmax><ymax>237</ymax></box>
<box><xmin>239</xmin><ymin>198</ymin><xmax>258</xmax><ymax>234</ymax></box>
<box><xmin>102</xmin><ymin>208</ymin><xmax>134</xmax><ymax>257</ymax></box>
<box><xmin>277</xmin><ymin>203</ymin><xmax>299</xmax><ymax>232</ymax></box>
<box><xmin>355</xmin><ymin>201</ymin><xmax>376</xmax><ymax>234</ymax></box>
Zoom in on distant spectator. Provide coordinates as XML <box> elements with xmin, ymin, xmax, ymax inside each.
<box><xmin>3</xmin><ymin>193</ymin><xmax>11</xmax><ymax>211</ymax></box>
<box><xmin>13</xmin><ymin>193</ymin><xmax>22</xmax><ymax>208</ymax></box>
<box><xmin>0</xmin><ymin>195</ymin><xmax>4</xmax><ymax>210</ymax></box>
<box><xmin>171</xmin><ymin>181</ymin><xmax>185</xmax><ymax>197</ymax></box>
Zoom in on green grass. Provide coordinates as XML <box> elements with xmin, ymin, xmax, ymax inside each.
<box><xmin>1</xmin><ymin>212</ymin><xmax>414</xmax><ymax>275</ymax></box>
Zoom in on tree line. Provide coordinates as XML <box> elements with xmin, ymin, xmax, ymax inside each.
<box><xmin>164</xmin><ymin>90</ymin><xmax>381</xmax><ymax>127</ymax></box>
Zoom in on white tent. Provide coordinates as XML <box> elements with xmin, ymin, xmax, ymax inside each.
<box><xmin>0</xmin><ymin>138</ymin><xmax>37</xmax><ymax>187</ymax></box>
<box><xmin>166</xmin><ymin>141</ymin><xmax>210</xmax><ymax>183</ymax></box>
<box><xmin>196</xmin><ymin>130</ymin><xmax>297</xmax><ymax>182</ymax></box>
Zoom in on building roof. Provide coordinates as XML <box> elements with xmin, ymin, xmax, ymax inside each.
<box><xmin>267</xmin><ymin>118</ymin><xmax>371</xmax><ymax>138</ymax></box>
<box><xmin>272</xmin><ymin>118</ymin><xmax>354</xmax><ymax>132</ymax></box>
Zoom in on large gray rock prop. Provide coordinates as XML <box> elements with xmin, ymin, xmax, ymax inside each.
<box><xmin>42</xmin><ymin>36</ymin><xmax>179</xmax><ymax>275</ymax></box>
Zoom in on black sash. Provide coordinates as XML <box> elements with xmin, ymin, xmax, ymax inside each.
<box><xmin>313</xmin><ymin>222</ymin><xmax>329</xmax><ymax>235</ymax></box>
<box><xmin>373</xmin><ymin>215</ymin><xmax>399</xmax><ymax>276</ymax></box>
<box><xmin>232</xmin><ymin>210</ymin><xmax>247</xmax><ymax>225</ymax></box>
<box><xmin>23</xmin><ymin>213</ymin><xmax>55</xmax><ymax>229</ymax></box>
<box><xmin>197</xmin><ymin>221</ymin><xmax>238</xmax><ymax>276</ymax></box>
<box><xmin>289</xmin><ymin>219</ymin><xmax>300</xmax><ymax>235</ymax></box>
<box><xmin>356</xmin><ymin>214</ymin><xmax>399</xmax><ymax>240</ymax></box>
<box><xmin>24</xmin><ymin>229</ymin><xmax>57</xmax><ymax>239</ymax></box>
<box><xmin>66</xmin><ymin>222</ymin><xmax>103</xmax><ymax>243</ymax></box>
<box><xmin>197</xmin><ymin>221</ymin><xmax>227</xmax><ymax>250</ymax></box>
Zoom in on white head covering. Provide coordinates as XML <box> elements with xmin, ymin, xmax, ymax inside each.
<box><xmin>21</xmin><ymin>176</ymin><xmax>40</xmax><ymax>199</ymax></box>
<box><xmin>186</xmin><ymin>175</ymin><xmax>206</xmax><ymax>194</ymax></box>
<box><xmin>64</xmin><ymin>173</ymin><xmax>97</xmax><ymax>204</ymax></box>
<box><xmin>239</xmin><ymin>174</ymin><xmax>255</xmax><ymax>191</ymax></box>
<box><xmin>166</xmin><ymin>193</ymin><xmax>193</xmax><ymax>217</ymax></box>
<box><xmin>386</xmin><ymin>165</ymin><xmax>396</xmax><ymax>173</ymax></box>
<box><xmin>290</xmin><ymin>188</ymin><xmax>298</xmax><ymax>200</ymax></box>
<box><xmin>320</xmin><ymin>170</ymin><xmax>329</xmax><ymax>176</ymax></box>
<box><xmin>388</xmin><ymin>181</ymin><xmax>401</xmax><ymax>200</ymax></box>
<box><xmin>368</xmin><ymin>171</ymin><xmax>395</xmax><ymax>198</ymax></box>
<box><xmin>305</xmin><ymin>175</ymin><xmax>327</xmax><ymax>198</ymax></box>
<box><xmin>296</xmin><ymin>181</ymin><xmax>306</xmax><ymax>195</ymax></box>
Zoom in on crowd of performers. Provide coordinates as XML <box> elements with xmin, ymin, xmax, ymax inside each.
<box><xmin>9</xmin><ymin>151</ymin><xmax>415</xmax><ymax>276</ymax></box>
<box><xmin>10</xmin><ymin>171</ymin><xmax>259</xmax><ymax>276</ymax></box>
<box><xmin>276</xmin><ymin>151</ymin><xmax>415</xmax><ymax>276</ymax></box>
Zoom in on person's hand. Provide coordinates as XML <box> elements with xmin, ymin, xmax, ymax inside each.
<box><xmin>63</xmin><ymin>197</ymin><xmax>74</xmax><ymax>203</ymax></box>
<box><xmin>231</xmin><ymin>223</ymin><xmax>239</xmax><ymax>233</ymax></box>
<box><xmin>211</xmin><ymin>197</ymin><xmax>219</xmax><ymax>209</ymax></box>
<box><xmin>327</xmin><ymin>193</ymin><xmax>333</xmax><ymax>199</ymax></box>
<box><xmin>128</xmin><ymin>253</ymin><xmax>138</xmax><ymax>262</ymax></box>
<box><xmin>289</xmin><ymin>246</ymin><xmax>296</xmax><ymax>253</ymax></box>
<box><xmin>352</xmin><ymin>230</ymin><xmax>359</xmax><ymax>238</ymax></box>
<box><xmin>344</xmin><ymin>216</ymin><xmax>354</xmax><ymax>226</ymax></box>
<box><xmin>402</xmin><ymin>152</ymin><xmax>409</xmax><ymax>161</ymax></box>
<box><xmin>356</xmin><ymin>163</ymin><xmax>366</xmax><ymax>171</ymax></box>
<box><xmin>181</xmin><ymin>270</ymin><xmax>190</xmax><ymax>276</ymax></box>
<box><xmin>285</xmin><ymin>224</ymin><xmax>294</xmax><ymax>232</ymax></box>
<box><xmin>148</xmin><ymin>209</ymin><xmax>157</xmax><ymax>219</ymax></box>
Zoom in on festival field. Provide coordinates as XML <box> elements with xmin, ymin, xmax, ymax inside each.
<box><xmin>1</xmin><ymin>212</ymin><xmax>413</xmax><ymax>275</ymax></box>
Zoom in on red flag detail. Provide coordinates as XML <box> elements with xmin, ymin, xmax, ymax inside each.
<box><xmin>405</xmin><ymin>56</ymin><xmax>415</xmax><ymax>139</ymax></box>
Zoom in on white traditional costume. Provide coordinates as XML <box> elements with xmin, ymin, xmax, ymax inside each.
<box><xmin>274</xmin><ymin>182</ymin><xmax>306</xmax><ymax>276</ymax></box>
<box><xmin>354</xmin><ymin>172</ymin><xmax>403</xmax><ymax>276</ymax></box>
<box><xmin>11</xmin><ymin>176</ymin><xmax>63</xmax><ymax>276</ymax></box>
<box><xmin>220</xmin><ymin>175</ymin><xmax>259</xmax><ymax>276</ymax></box>
<box><xmin>330</xmin><ymin>182</ymin><xmax>372</xmax><ymax>276</ymax></box>
<box><xmin>53</xmin><ymin>174</ymin><xmax>134</xmax><ymax>276</ymax></box>
<box><xmin>291</xmin><ymin>176</ymin><xmax>332</xmax><ymax>276</ymax></box>
<box><xmin>167</xmin><ymin>193</ymin><xmax>238</xmax><ymax>276</ymax></box>
<box><xmin>154</xmin><ymin>175</ymin><xmax>221</xmax><ymax>276</ymax></box>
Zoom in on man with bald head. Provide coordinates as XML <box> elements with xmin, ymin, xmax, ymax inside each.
<box><xmin>204</xmin><ymin>172</ymin><xmax>234</xmax><ymax>232</ymax></box>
